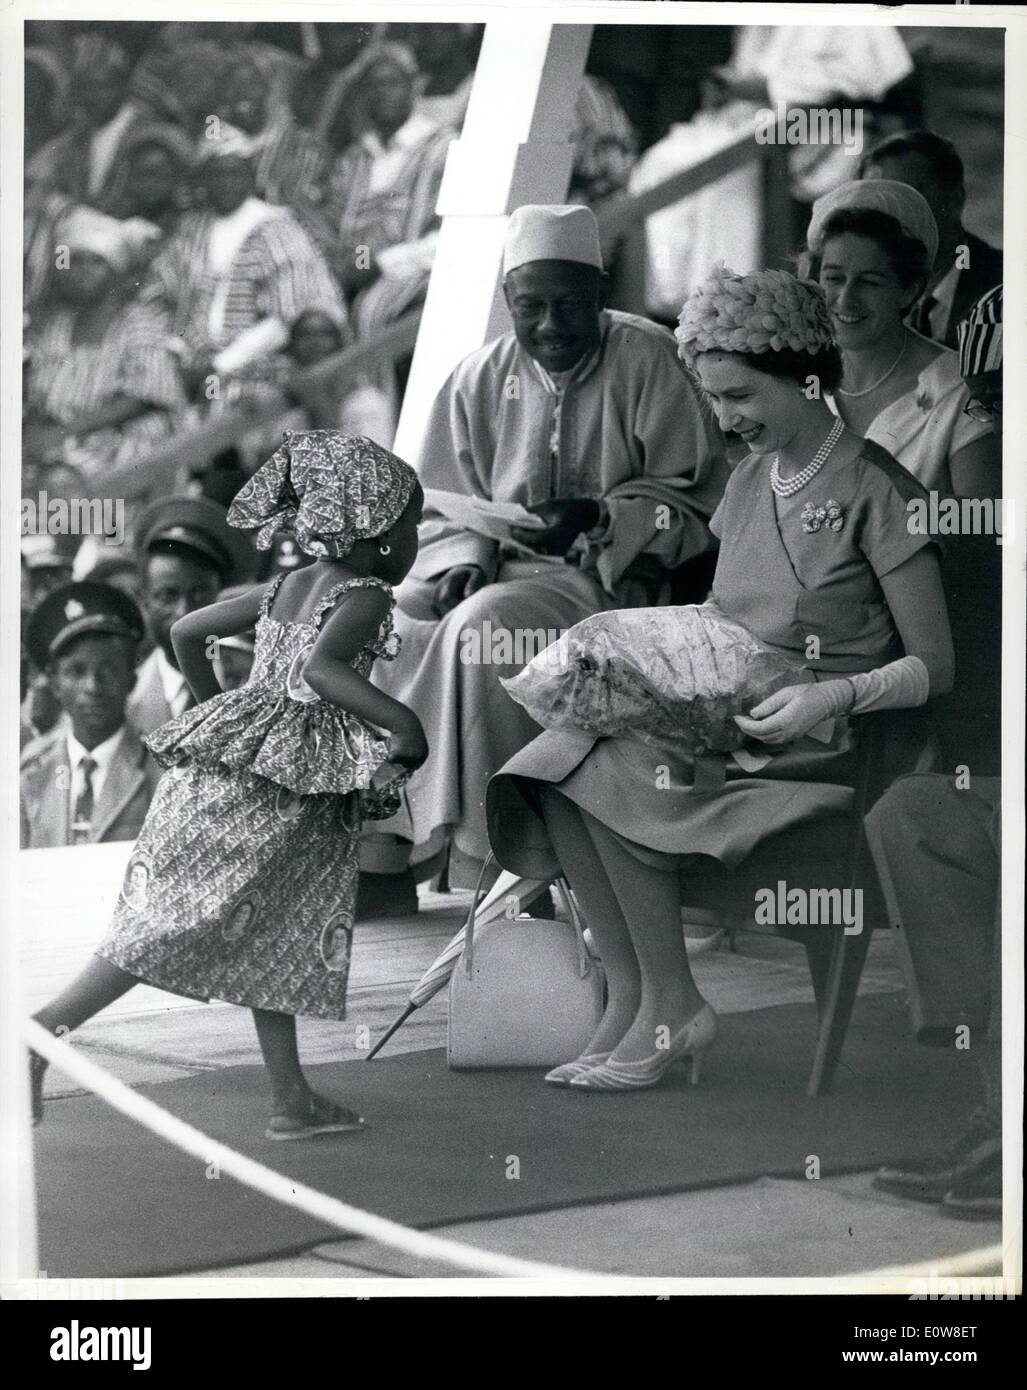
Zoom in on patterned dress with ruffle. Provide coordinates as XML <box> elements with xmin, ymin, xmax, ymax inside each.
<box><xmin>99</xmin><ymin>574</ymin><xmax>402</xmax><ymax>1019</ymax></box>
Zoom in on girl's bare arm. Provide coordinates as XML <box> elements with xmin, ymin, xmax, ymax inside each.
<box><xmin>301</xmin><ymin>588</ymin><xmax>424</xmax><ymax>745</ymax></box>
<box><xmin>171</xmin><ymin>584</ymin><xmax>270</xmax><ymax>704</ymax></box>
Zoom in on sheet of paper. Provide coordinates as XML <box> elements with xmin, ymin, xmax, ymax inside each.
<box><xmin>423</xmin><ymin>488</ymin><xmax>545</xmax><ymax>542</ymax></box>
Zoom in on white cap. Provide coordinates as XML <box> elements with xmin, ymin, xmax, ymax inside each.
<box><xmin>502</xmin><ymin>204</ymin><xmax>604</xmax><ymax>277</ymax></box>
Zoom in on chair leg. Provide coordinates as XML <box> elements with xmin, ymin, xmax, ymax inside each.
<box><xmin>800</xmin><ymin>932</ymin><xmax>835</xmax><ymax>1016</ymax></box>
<box><xmin>807</xmin><ymin>927</ymin><xmax>874</xmax><ymax>1096</ymax></box>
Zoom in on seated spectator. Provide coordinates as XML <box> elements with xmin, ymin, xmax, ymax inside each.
<box><xmin>324</xmin><ymin>41</ymin><xmax>453</xmax><ymax>336</ymax></box>
<box><xmin>804</xmin><ymin>179</ymin><xmax>998</xmax><ymax>498</ymax></box>
<box><xmin>865</xmin><ymin>774</ymin><xmax>1001</xmax><ymax>1220</ymax></box>
<box><xmin>406</xmin><ymin>22</ymin><xmax>480</xmax><ymax>131</ymax></box>
<box><xmin>291</xmin><ymin>21</ymin><xmax>384</xmax><ymax>147</ymax></box>
<box><xmin>140</xmin><ymin>125</ymin><xmax>347</xmax><ymax>409</ymax></box>
<box><xmin>129</xmin><ymin>23</ymin><xmax>302</xmax><ymax>131</ymax></box>
<box><xmin>128</xmin><ymin>496</ymin><xmax>254</xmax><ymax>734</ymax></box>
<box><xmin>364</xmin><ymin>205</ymin><xmax>728</xmax><ymax>904</ymax></box>
<box><xmin>322</xmin><ymin>39</ymin><xmax>455</xmax><ymax>442</ymax></box>
<box><xmin>568</xmin><ymin>75</ymin><xmax>639</xmax><ymax>215</ymax></box>
<box><xmin>213</xmin><ymin>52</ymin><xmax>333</xmax><ymax>250</ymax></box>
<box><xmin>281</xmin><ymin>309</ymin><xmax>395</xmax><ymax>444</ymax></box>
<box><xmin>24</xmin><ymin>207</ymin><xmax>184</xmax><ymax>486</ymax></box>
<box><xmin>860</xmin><ymin>130</ymin><xmax>1003</xmax><ymax>350</ymax></box>
<box><xmin>26</xmin><ymin>34</ymin><xmax>149</xmax><ymax>214</ymax></box>
<box><xmin>106</xmin><ymin>122</ymin><xmax>195</xmax><ymax>237</ymax></box>
<box><xmin>128</xmin><ymin>33</ymin><xmax>228</xmax><ymax>136</ymax></box>
<box><xmin>21</xmin><ymin>582</ymin><xmax>158</xmax><ymax>848</ymax></box>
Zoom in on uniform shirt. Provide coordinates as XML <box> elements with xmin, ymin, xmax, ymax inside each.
<box><xmin>67</xmin><ymin>725</ymin><xmax>127</xmax><ymax>815</ymax></box>
<box><xmin>710</xmin><ymin>438</ymin><xmax>935</xmax><ymax>673</ymax></box>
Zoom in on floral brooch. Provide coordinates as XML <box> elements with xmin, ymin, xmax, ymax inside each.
<box><xmin>801</xmin><ymin>499</ymin><xmax>845</xmax><ymax>534</ymax></box>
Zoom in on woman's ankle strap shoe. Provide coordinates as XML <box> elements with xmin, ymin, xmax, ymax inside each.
<box><xmin>568</xmin><ymin>1005</ymin><xmax>717</xmax><ymax>1092</ymax></box>
<box><xmin>544</xmin><ymin>1052</ymin><xmax>612</xmax><ymax>1087</ymax></box>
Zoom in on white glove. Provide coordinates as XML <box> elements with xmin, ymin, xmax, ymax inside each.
<box><xmin>734</xmin><ymin>678</ymin><xmax>853</xmax><ymax>747</ymax></box>
<box><xmin>846</xmin><ymin>654</ymin><xmax>930</xmax><ymax>713</ymax></box>
<box><xmin>734</xmin><ymin>654</ymin><xmax>931</xmax><ymax>747</ymax></box>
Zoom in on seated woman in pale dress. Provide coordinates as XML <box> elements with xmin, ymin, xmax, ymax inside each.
<box><xmin>486</xmin><ymin>265</ymin><xmax>953</xmax><ymax>1093</ymax></box>
<box><xmin>802</xmin><ymin>179</ymin><xmax>997</xmax><ymax>499</ymax></box>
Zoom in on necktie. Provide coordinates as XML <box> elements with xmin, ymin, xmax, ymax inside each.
<box><xmin>72</xmin><ymin>756</ymin><xmax>97</xmax><ymax>845</ymax></box>
<box><xmin>911</xmin><ymin>293</ymin><xmax>937</xmax><ymax>339</ymax></box>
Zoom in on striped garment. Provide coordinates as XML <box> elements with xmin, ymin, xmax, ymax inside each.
<box><xmin>326</xmin><ymin>118</ymin><xmax>452</xmax><ymax>253</ymax></box>
<box><xmin>140</xmin><ymin>205</ymin><xmax>347</xmax><ymax>379</ymax></box>
<box><xmin>957</xmin><ymin>284</ymin><xmax>1003</xmax><ymax>379</ymax></box>
<box><xmin>25</xmin><ymin>300</ymin><xmax>187</xmax><ymax>477</ymax></box>
<box><xmin>248</xmin><ymin>116</ymin><xmax>336</xmax><ymax>254</ymax></box>
<box><xmin>325</xmin><ymin>116</ymin><xmax>454</xmax><ymax>335</ymax></box>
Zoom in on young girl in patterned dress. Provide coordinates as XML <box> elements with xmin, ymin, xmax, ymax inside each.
<box><xmin>30</xmin><ymin>432</ymin><xmax>426</xmax><ymax>1139</ymax></box>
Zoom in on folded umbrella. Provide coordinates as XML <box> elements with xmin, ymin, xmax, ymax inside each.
<box><xmin>366</xmin><ymin>870</ymin><xmax>551</xmax><ymax>1058</ymax></box>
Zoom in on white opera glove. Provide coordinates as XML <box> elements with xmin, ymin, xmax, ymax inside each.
<box><xmin>734</xmin><ymin>677</ymin><xmax>855</xmax><ymax>747</ymax></box>
<box><xmin>845</xmin><ymin>654</ymin><xmax>930</xmax><ymax>714</ymax></box>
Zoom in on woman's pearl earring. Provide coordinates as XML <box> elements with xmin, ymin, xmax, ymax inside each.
<box><xmin>379</xmin><ymin>542</ymin><xmax>391</xmax><ymax>556</ymax></box>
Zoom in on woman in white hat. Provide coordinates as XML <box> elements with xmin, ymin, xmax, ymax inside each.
<box><xmin>804</xmin><ymin>179</ymin><xmax>998</xmax><ymax>499</ymax></box>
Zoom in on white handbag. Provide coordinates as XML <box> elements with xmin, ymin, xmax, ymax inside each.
<box><xmin>448</xmin><ymin>856</ymin><xmax>605</xmax><ymax>1069</ymax></box>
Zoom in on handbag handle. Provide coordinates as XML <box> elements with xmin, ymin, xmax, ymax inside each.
<box><xmin>462</xmin><ymin>853</ymin><xmax>593</xmax><ymax>980</ymax></box>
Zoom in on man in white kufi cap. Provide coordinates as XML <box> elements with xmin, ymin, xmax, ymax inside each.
<box><xmin>360</xmin><ymin>203</ymin><xmax>728</xmax><ymax>913</ymax></box>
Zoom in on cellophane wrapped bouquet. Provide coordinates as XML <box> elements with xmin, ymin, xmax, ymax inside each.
<box><xmin>501</xmin><ymin>603</ymin><xmax>804</xmax><ymax>754</ymax></box>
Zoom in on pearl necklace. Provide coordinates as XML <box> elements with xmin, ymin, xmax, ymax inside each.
<box><xmin>770</xmin><ymin>418</ymin><xmax>844</xmax><ymax>498</ymax></box>
<box><xmin>836</xmin><ymin>336</ymin><xmax>908</xmax><ymax>399</ymax></box>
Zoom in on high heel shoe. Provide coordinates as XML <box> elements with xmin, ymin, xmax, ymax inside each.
<box><xmin>567</xmin><ymin>1004</ymin><xmax>717</xmax><ymax>1092</ymax></box>
<box><xmin>544</xmin><ymin>1052</ymin><xmax>612</xmax><ymax>1087</ymax></box>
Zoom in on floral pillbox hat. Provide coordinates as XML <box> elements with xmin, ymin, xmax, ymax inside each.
<box><xmin>675</xmin><ymin>262</ymin><xmax>836</xmax><ymax>366</ymax></box>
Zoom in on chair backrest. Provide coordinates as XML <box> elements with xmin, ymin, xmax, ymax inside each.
<box><xmin>934</xmin><ymin>530</ymin><xmax>1002</xmax><ymax>774</ymax></box>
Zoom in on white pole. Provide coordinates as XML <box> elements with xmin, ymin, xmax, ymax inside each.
<box><xmin>394</xmin><ymin>20</ymin><xmax>592</xmax><ymax>466</ymax></box>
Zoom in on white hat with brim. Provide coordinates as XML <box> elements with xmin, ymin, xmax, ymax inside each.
<box><xmin>502</xmin><ymin>204</ymin><xmax>604</xmax><ymax>277</ymax></box>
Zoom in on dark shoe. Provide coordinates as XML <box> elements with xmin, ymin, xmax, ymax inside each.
<box><xmin>872</xmin><ymin>1109</ymin><xmax>1001</xmax><ymax>1203</ymax></box>
<box><xmin>29</xmin><ymin>1050</ymin><xmax>48</xmax><ymax>1126</ymax></box>
<box><xmin>941</xmin><ymin>1151</ymin><xmax>1002</xmax><ymax>1221</ymax></box>
<box><xmin>355</xmin><ymin>868</ymin><xmax>418</xmax><ymax>920</ymax></box>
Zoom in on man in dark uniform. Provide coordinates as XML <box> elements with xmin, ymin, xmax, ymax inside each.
<box><xmin>859</xmin><ymin>130</ymin><xmax>1003</xmax><ymax>349</ymax></box>
<box><xmin>21</xmin><ymin>582</ymin><xmax>158</xmax><ymax>849</ymax></box>
<box><xmin>128</xmin><ymin>496</ymin><xmax>255</xmax><ymax>734</ymax></box>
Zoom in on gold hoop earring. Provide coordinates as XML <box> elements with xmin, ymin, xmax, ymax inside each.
<box><xmin>379</xmin><ymin>543</ymin><xmax>391</xmax><ymax>556</ymax></box>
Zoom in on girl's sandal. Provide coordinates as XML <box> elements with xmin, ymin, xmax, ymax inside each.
<box><xmin>265</xmin><ymin>1093</ymin><xmax>366</xmax><ymax>1141</ymax></box>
